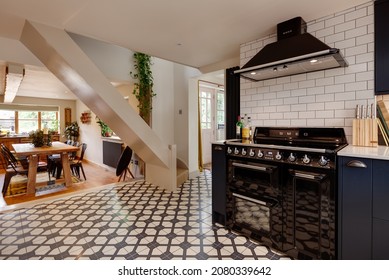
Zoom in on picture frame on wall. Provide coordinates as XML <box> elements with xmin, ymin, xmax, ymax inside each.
<box><xmin>65</xmin><ymin>108</ymin><xmax>71</xmax><ymax>126</ymax></box>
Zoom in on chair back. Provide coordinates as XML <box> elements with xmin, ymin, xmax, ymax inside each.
<box><xmin>116</xmin><ymin>146</ymin><xmax>133</xmax><ymax>176</ymax></box>
<box><xmin>0</xmin><ymin>145</ymin><xmax>18</xmax><ymax>171</ymax></box>
<box><xmin>0</xmin><ymin>143</ymin><xmax>19</xmax><ymax>165</ymax></box>
<box><xmin>78</xmin><ymin>143</ymin><xmax>87</xmax><ymax>162</ymax></box>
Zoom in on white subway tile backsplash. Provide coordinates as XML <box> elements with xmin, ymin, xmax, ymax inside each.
<box><xmin>308</xmin><ymin>102</ymin><xmax>325</xmax><ymax>111</ymax></box>
<box><xmin>346</xmin><ymin>44</ymin><xmax>368</xmax><ymax>56</ymax></box>
<box><xmin>284</xmin><ymin>112</ymin><xmax>299</xmax><ymax>119</ymax></box>
<box><xmin>299</xmin><ymin>111</ymin><xmax>315</xmax><ymax>119</ymax></box>
<box><xmin>356</xmin><ymin>33</ymin><xmax>374</xmax><ymax>45</ymax></box>
<box><xmin>276</xmin><ymin>91</ymin><xmax>291</xmax><ymax>99</ymax></box>
<box><xmin>325</xmin><ymin>118</ymin><xmax>345</xmax><ymax>127</ymax></box>
<box><xmin>298</xmin><ymin>95</ymin><xmax>315</xmax><ymax>104</ymax></box>
<box><xmin>316</xmin><ymin>77</ymin><xmax>335</xmax><ymax>86</ymax></box>
<box><xmin>277</xmin><ymin>105</ymin><xmax>291</xmax><ymax>112</ymax></box>
<box><xmin>291</xmin><ymin>88</ymin><xmax>307</xmax><ymax>97</ymax></box>
<box><xmin>345</xmin><ymin>6</ymin><xmax>367</xmax><ymax>21</ymax></box>
<box><xmin>356</xmin><ymin>71</ymin><xmax>374</xmax><ymax>82</ymax></box>
<box><xmin>316</xmin><ymin>93</ymin><xmax>335</xmax><ymax>102</ymax></box>
<box><xmin>316</xmin><ymin>110</ymin><xmax>334</xmax><ymax>118</ymax></box>
<box><xmin>345</xmin><ymin>26</ymin><xmax>368</xmax><ymax>39</ymax></box>
<box><xmin>307</xmin><ymin>118</ymin><xmax>325</xmax><ymax>127</ymax></box>
<box><xmin>356</xmin><ymin>14</ymin><xmax>374</xmax><ymax>27</ymax></box>
<box><xmin>335</xmin><ymin>74</ymin><xmax>356</xmax><ymax>84</ymax></box>
<box><xmin>325</xmin><ymin>14</ymin><xmax>345</xmax><ymax>27</ymax></box>
<box><xmin>325</xmin><ymin>84</ymin><xmax>345</xmax><ymax>93</ymax></box>
<box><xmin>325</xmin><ymin>101</ymin><xmax>345</xmax><ymax>110</ymax></box>
<box><xmin>335</xmin><ymin>91</ymin><xmax>356</xmax><ymax>101</ymax></box>
<box><xmin>345</xmin><ymin>81</ymin><xmax>367</xmax><ymax>91</ymax></box>
<box><xmin>277</xmin><ymin>119</ymin><xmax>291</xmax><ymax>126</ymax></box>
<box><xmin>291</xmin><ymin>119</ymin><xmax>307</xmax><ymax>126</ymax></box>
<box><xmin>284</xmin><ymin>97</ymin><xmax>299</xmax><ymax>105</ymax></box>
<box><xmin>239</xmin><ymin>1</ymin><xmax>374</xmax><ymax>139</ymax></box>
<box><xmin>298</xmin><ymin>80</ymin><xmax>315</xmax><ymax>89</ymax></box>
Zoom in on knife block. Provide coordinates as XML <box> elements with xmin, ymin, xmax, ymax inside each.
<box><xmin>352</xmin><ymin>118</ymin><xmax>378</xmax><ymax>147</ymax></box>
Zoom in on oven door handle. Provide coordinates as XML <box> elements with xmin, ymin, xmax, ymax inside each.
<box><xmin>232</xmin><ymin>162</ymin><xmax>274</xmax><ymax>172</ymax></box>
<box><xmin>232</xmin><ymin>192</ymin><xmax>278</xmax><ymax>207</ymax></box>
<box><xmin>290</xmin><ymin>170</ymin><xmax>326</xmax><ymax>181</ymax></box>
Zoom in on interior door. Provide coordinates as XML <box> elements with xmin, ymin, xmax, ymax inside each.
<box><xmin>199</xmin><ymin>83</ymin><xmax>225</xmax><ymax>165</ymax></box>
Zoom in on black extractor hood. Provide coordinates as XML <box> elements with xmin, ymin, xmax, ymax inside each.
<box><xmin>234</xmin><ymin>17</ymin><xmax>348</xmax><ymax>81</ymax></box>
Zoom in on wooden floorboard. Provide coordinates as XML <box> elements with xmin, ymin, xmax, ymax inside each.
<box><xmin>0</xmin><ymin>160</ymin><xmax>124</xmax><ymax>207</ymax></box>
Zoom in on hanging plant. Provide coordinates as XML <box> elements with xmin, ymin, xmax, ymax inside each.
<box><xmin>130</xmin><ymin>52</ymin><xmax>155</xmax><ymax>126</ymax></box>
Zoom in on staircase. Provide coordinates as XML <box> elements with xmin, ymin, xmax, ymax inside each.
<box><xmin>19</xmin><ymin>20</ymin><xmax>179</xmax><ymax>191</ymax></box>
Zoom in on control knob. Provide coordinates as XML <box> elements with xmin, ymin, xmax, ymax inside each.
<box><xmin>242</xmin><ymin>148</ymin><xmax>247</xmax><ymax>156</ymax></box>
<box><xmin>302</xmin><ymin>154</ymin><xmax>311</xmax><ymax>164</ymax></box>
<box><xmin>234</xmin><ymin>148</ymin><xmax>240</xmax><ymax>155</ymax></box>
<box><xmin>275</xmin><ymin>151</ymin><xmax>282</xmax><ymax>160</ymax></box>
<box><xmin>257</xmin><ymin>150</ymin><xmax>264</xmax><ymax>158</ymax></box>
<box><xmin>249</xmin><ymin>149</ymin><xmax>255</xmax><ymax>157</ymax></box>
<box><xmin>227</xmin><ymin>147</ymin><xmax>232</xmax><ymax>154</ymax></box>
<box><xmin>288</xmin><ymin>153</ymin><xmax>296</xmax><ymax>162</ymax></box>
<box><xmin>319</xmin><ymin>156</ymin><xmax>329</xmax><ymax>166</ymax></box>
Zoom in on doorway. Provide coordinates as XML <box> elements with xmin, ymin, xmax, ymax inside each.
<box><xmin>199</xmin><ymin>81</ymin><xmax>225</xmax><ymax>167</ymax></box>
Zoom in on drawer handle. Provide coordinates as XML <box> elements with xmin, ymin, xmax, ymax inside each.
<box><xmin>346</xmin><ymin>160</ymin><xmax>367</xmax><ymax>168</ymax></box>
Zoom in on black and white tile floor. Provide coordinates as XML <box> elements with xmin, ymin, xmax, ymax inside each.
<box><xmin>0</xmin><ymin>171</ymin><xmax>287</xmax><ymax>260</ymax></box>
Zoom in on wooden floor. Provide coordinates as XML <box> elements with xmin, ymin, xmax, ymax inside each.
<box><xmin>0</xmin><ymin>160</ymin><xmax>125</xmax><ymax>208</ymax></box>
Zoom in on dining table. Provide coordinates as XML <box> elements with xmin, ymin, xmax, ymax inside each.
<box><xmin>12</xmin><ymin>141</ymin><xmax>80</xmax><ymax>195</ymax></box>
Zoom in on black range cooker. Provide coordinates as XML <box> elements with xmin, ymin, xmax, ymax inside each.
<box><xmin>220</xmin><ymin>127</ymin><xmax>348</xmax><ymax>259</ymax></box>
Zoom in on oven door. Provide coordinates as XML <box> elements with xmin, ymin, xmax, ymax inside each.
<box><xmin>226</xmin><ymin>159</ymin><xmax>283</xmax><ymax>248</ymax></box>
<box><xmin>283</xmin><ymin>168</ymin><xmax>335</xmax><ymax>259</ymax></box>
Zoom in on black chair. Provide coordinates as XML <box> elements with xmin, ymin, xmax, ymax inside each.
<box><xmin>116</xmin><ymin>146</ymin><xmax>134</xmax><ymax>182</ymax></box>
<box><xmin>70</xmin><ymin>143</ymin><xmax>87</xmax><ymax>180</ymax></box>
<box><xmin>48</xmin><ymin>141</ymin><xmax>79</xmax><ymax>179</ymax></box>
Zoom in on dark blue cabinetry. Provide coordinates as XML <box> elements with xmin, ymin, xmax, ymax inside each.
<box><xmin>211</xmin><ymin>143</ymin><xmax>227</xmax><ymax>225</ymax></box>
<box><xmin>338</xmin><ymin>156</ymin><xmax>389</xmax><ymax>259</ymax></box>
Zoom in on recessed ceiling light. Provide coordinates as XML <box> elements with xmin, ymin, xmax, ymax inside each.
<box><xmin>250</xmin><ymin>72</ymin><xmax>256</xmax><ymax>75</ymax></box>
<box><xmin>310</xmin><ymin>59</ymin><xmax>318</xmax><ymax>63</ymax></box>
<box><xmin>273</xmin><ymin>67</ymin><xmax>278</xmax><ymax>71</ymax></box>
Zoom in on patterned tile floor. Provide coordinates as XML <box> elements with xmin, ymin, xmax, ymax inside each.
<box><xmin>0</xmin><ymin>171</ymin><xmax>287</xmax><ymax>260</ymax></box>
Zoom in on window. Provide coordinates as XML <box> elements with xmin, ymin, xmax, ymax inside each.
<box><xmin>200</xmin><ymin>90</ymin><xmax>212</xmax><ymax>129</ymax></box>
<box><xmin>0</xmin><ymin>110</ymin><xmax>16</xmax><ymax>132</ymax></box>
<box><xmin>18</xmin><ymin>111</ymin><xmax>38</xmax><ymax>133</ymax></box>
<box><xmin>0</xmin><ymin>109</ymin><xmax>58</xmax><ymax>134</ymax></box>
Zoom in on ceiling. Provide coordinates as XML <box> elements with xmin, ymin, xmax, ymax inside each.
<box><xmin>0</xmin><ymin>0</ymin><xmax>368</xmax><ymax>100</ymax></box>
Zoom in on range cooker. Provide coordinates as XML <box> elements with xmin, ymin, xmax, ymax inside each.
<box><xmin>223</xmin><ymin>127</ymin><xmax>347</xmax><ymax>259</ymax></box>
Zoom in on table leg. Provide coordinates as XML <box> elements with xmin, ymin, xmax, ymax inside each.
<box><xmin>61</xmin><ymin>152</ymin><xmax>72</xmax><ymax>187</ymax></box>
<box><xmin>26</xmin><ymin>155</ymin><xmax>38</xmax><ymax>195</ymax></box>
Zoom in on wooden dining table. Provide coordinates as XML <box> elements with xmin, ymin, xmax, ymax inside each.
<box><xmin>12</xmin><ymin>141</ymin><xmax>79</xmax><ymax>195</ymax></box>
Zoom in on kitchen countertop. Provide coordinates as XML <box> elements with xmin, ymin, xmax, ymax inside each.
<box><xmin>338</xmin><ymin>145</ymin><xmax>389</xmax><ymax>161</ymax></box>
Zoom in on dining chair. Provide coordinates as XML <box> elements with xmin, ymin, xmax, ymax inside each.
<box><xmin>48</xmin><ymin>141</ymin><xmax>80</xmax><ymax>179</ymax></box>
<box><xmin>0</xmin><ymin>145</ymin><xmax>28</xmax><ymax>196</ymax></box>
<box><xmin>70</xmin><ymin>143</ymin><xmax>87</xmax><ymax>180</ymax></box>
<box><xmin>116</xmin><ymin>146</ymin><xmax>134</xmax><ymax>182</ymax></box>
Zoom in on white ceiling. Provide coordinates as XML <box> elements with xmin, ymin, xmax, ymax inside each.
<box><xmin>0</xmin><ymin>0</ymin><xmax>369</xmax><ymax>100</ymax></box>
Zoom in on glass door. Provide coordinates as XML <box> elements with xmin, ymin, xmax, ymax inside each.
<box><xmin>199</xmin><ymin>82</ymin><xmax>225</xmax><ymax>166</ymax></box>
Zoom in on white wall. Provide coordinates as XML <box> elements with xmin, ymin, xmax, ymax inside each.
<box><xmin>239</xmin><ymin>1</ymin><xmax>374</xmax><ymax>143</ymax></box>
<box><xmin>71</xmin><ymin>34</ymin><xmax>202</xmax><ymax>171</ymax></box>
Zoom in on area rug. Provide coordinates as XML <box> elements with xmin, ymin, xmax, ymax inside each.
<box><xmin>5</xmin><ymin>173</ymin><xmax>82</xmax><ymax>197</ymax></box>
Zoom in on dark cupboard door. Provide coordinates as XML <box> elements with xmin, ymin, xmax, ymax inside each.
<box><xmin>211</xmin><ymin>144</ymin><xmax>227</xmax><ymax>225</ymax></box>
<box><xmin>338</xmin><ymin>157</ymin><xmax>372</xmax><ymax>259</ymax></box>
<box><xmin>375</xmin><ymin>0</ymin><xmax>389</xmax><ymax>94</ymax></box>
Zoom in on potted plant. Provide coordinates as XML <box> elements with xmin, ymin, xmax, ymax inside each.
<box><xmin>130</xmin><ymin>52</ymin><xmax>155</xmax><ymax>126</ymax></box>
<box><xmin>29</xmin><ymin>129</ymin><xmax>52</xmax><ymax>147</ymax></box>
<box><xmin>96</xmin><ymin>117</ymin><xmax>112</xmax><ymax>137</ymax></box>
<box><xmin>64</xmin><ymin>121</ymin><xmax>79</xmax><ymax>141</ymax></box>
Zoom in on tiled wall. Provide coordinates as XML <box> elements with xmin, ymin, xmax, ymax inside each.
<box><xmin>239</xmin><ymin>1</ymin><xmax>374</xmax><ymax>142</ymax></box>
